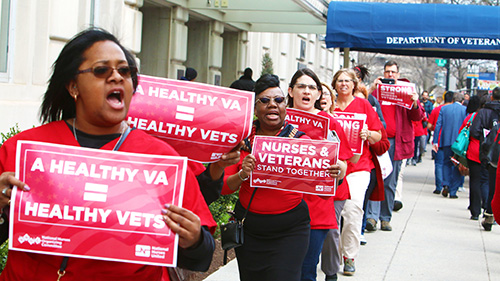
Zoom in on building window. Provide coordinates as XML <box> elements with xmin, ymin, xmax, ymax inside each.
<box><xmin>0</xmin><ymin>0</ymin><xmax>10</xmax><ymax>76</ymax></box>
<box><xmin>299</xmin><ymin>39</ymin><xmax>306</xmax><ymax>60</ymax></box>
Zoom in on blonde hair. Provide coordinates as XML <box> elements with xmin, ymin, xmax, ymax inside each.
<box><xmin>331</xmin><ymin>69</ymin><xmax>359</xmax><ymax>96</ymax></box>
<box><xmin>321</xmin><ymin>81</ymin><xmax>336</xmax><ymax>114</ymax></box>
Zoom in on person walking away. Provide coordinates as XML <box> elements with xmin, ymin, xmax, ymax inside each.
<box><xmin>432</xmin><ymin>92</ymin><xmax>467</xmax><ymax>199</ymax></box>
<box><xmin>461</xmin><ymin>95</ymin><xmax>488</xmax><ymax>220</ymax></box>
<box><xmin>230</xmin><ymin>67</ymin><xmax>256</xmax><ymax>91</ymax></box>
<box><xmin>470</xmin><ymin>87</ymin><xmax>500</xmax><ymax>231</ymax></box>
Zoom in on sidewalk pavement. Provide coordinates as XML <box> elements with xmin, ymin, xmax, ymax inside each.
<box><xmin>204</xmin><ymin>150</ymin><xmax>500</xmax><ymax>281</ymax></box>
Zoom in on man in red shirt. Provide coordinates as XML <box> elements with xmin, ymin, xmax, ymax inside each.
<box><xmin>366</xmin><ymin>61</ymin><xmax>424</xmax><ymax>232</ymax></box>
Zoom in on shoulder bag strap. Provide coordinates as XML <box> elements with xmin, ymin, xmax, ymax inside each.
<box><xmin>57</xmin><ymin>125</ymin><xmax>133</xmax><ymax>280</ymax></box>
<box><xmin>241</xmin><ymin>187</ymin><xmax>258</xmax><ymax>224</ymax></box>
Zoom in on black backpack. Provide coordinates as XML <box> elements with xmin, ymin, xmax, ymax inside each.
<box><xmin>479</xmin><ymin>110</ymin><xmax>500</xmax><ymax>167</ymax></box>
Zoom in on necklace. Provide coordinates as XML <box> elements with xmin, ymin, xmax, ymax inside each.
<box><xmin>72</xmin><ymin>118</ymin><xmax>127</xmax><ymax>150</ymax></box>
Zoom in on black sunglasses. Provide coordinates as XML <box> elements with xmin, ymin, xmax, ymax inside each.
<box><xmin>77</xmin><ymin>65</ymin><xmax>137</xmax><ymax>79</ymax></box>
<box><xmin>256</xmin><ymin>96</ymin><xmax>285</xmax><ymax>104</ymax></box>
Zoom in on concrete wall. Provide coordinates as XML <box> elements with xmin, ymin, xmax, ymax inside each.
<box><xmin>246</xmin><ymin>32</ymin><xmax>335</xmax><ymax>91</ymax></box>
<box><xmin>0</xmin><ymin>0</ymin><xmax>336</xmax><ymax>135</ymax></box>
<box><xmin>0</xmin><ymin>0</ymin><xmax>142</xmax><ymax>133</ymax></box>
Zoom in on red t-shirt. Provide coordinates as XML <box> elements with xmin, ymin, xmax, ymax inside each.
<box><xmin>460</xmin><ymin>113</ymin><xmax>480</xmax><ymax>163</ymax></box>
<box><xmin>334</xmin><ymin>98</ymin><xmax>384</xmax><ymax>174</ymax></box>
<box><xmin>428</xmin><ymin>104</ymin><xmax>445</xmax><ymax>128</ymax></box>
<box><xmin>302</xmin><ymin>111</ymin><xmax>354</xmax><ymax>229</ymax></box>
<box><xmin>317</xmin><ymin>111</ymin><xmax>352</xmax><ymax>201</ymax></box>
<box><xmin>428</xmin><ymin>104</ymin><xmax>445</xmax><ymax>144</ymax></box>
<box><xmin>412</xmin><ymin>120</ymin><xmax>427</xmax><ymax>137</ymax></box>
<box><xmin>493</xmin><ymin>166</ymin><xmax>500</xmax><ymax>220</ymax></box>
<box><xmin>222</xmin><ymin>130</ymin><xmax>310</xmax><ymax>215</ymax></box>
<box><xmin>380</xmin><ymin>101</ymin><xmax>397</xmax><ymax>138</ymax></box>
<box><xmin>0</xmin><ymin>121</ymin><xmax>216</xmax><ymax>281</ymax></box>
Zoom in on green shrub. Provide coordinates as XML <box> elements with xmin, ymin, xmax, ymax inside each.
<box><xmin>0</xmin><ymin>240</ymin><xmax>7</xmax><ymax>270</ymax></box>
<box><xmin>0</xmin><ymin>124</ymin><xmax>22</xmax><ymax>272</ymax></box>
<box><xmin>208</xmin><ymin>191</ymin><xmax>239</xmax><ymax>238</ymax></box>
<box><xmin>1</xmin><ymin>124</ymin><xmax>21</xmax><ymax>145</ymax></box>
<box><xmin>261</xmin><ymin>53</ymin><xmax>274</xmax><ymax>75</ymax></box>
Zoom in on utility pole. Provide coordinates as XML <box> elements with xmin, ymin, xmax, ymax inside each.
<box><xmin>445</xmin><ymin>59</ymin><xmax>450</xmax><ymax>91</ymax></box>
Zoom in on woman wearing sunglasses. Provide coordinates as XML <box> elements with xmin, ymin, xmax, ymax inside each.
<box><xmin>222</xmin><ymin>74</ymin><xmax>315</xmax><ymax>281</ymax></box>
<box><xmin>0</xmin><ymin>28</ymin><xmax>216</xmax><ymax>280</ymax></box>
<box><xmin>286</xmin><ymin>68</ymin><xmax>354</xmax><ymax>281</ymax></box>
<box><xmin>329</xmin><ymin>68</ymin><xmax>383</xmax><ymax>277</ymax></box>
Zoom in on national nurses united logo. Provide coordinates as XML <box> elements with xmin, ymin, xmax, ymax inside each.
<box><xmin>135</xmin><ymin>244</ymin><xmax>151</xmax><ymax>257</ymax></box>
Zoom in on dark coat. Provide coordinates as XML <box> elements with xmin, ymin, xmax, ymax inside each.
<box><xmin>230</xmin><ymin>76</ymin><xmax>255</xmax><ymax>91</ymax></box>
<box><xmin>470</xmin><ymin>100</ymin><xmax>500</xmax><ymax>142</ymax></box>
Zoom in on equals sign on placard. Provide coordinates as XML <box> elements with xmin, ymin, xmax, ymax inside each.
<box><xmin>83</xmin><ymin>183</ymin><xmax>108</xmax><ymax>202</ymax></box>
<box><xmin>175</xmin><ymin>105</ymin><xmax>195</xmax><ymax>121</ymax></box>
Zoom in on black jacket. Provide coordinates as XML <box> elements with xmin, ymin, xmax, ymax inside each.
<box><xmin>230</xmin><ymin>76</ymin><xmax>255</xmax><ymax>91</ymax></box>
<box><xmin>470</xmin><ymin>100</ymin><xmax>500</xmax><ymax>142</ymax></box>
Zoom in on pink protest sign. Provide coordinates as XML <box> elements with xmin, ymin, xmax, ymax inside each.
<box><xmin>285</xmin><ymin>108</ymin><xmax>330</xmax><ymax>140</ymax></box>
<box><xmin>127</xmin><ymin>75</ymin><xmax>254</xmax><ymax>163</ymax></box>
<box><xmin>376</xmin><ymin>81</ymin><xmax>416</xmax><ymax>109</ymax></box>
<box><xmin>251</xmin><ymin>136</ymin><xmax>339</xmax><ymax>196</ymax></box>
<box><xmin>10</xmin><ymin>141</ymin><xmax>187</xmax><ymax>267</ymax></box>
<box><xmin>333</xmin><ymin>112</ymin><xmax>367</xmax><ymax>155</ymax></box>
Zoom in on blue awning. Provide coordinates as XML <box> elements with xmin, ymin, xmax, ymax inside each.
<box><xmin>325</xmin><ymin>1</ymin><xmax>500</xmax><ymax>59</ymax></box>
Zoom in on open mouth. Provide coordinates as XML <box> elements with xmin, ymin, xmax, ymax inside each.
<box><xmin>107</xmin><ymin>90</ymin><xmax>124</xmax><ymax>109</ymax></box>
<box><xmin>266</xmin><ymin>111</ymin><xmax>280</xmax><ymax>120</ymax></box>
<box><xmin>302</xmin><ymin>97</ymin><xmax>311</xmax><ymax>103</ymax></box>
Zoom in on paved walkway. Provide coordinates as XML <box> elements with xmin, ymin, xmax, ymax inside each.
<box><xmin>205</xmin><ymin>148</ymin><xmax>500</xmax><ymax>281</ymax></box>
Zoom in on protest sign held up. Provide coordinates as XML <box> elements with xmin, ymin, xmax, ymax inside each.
<box><xmin>251</xmin><ymin>136</ymin><xmax>339</xmax><ymax>196</ymax></box>
<box><xmin>333</xmin><ymin>112</ymin><xmax>367</xmax><ymax>155</ymax></box>
<box><xmin>128</xmin><ymin>75</ymin><xmax>254</xmax><ymax>163</ymax></box>
<box><xmin>376</xmin><ymin>81</ymin><xmax>416</xmax><ymax>109</ymax></box>
<box><xmin>285</xmin><ymin>108</ymin><xmax>330</xmax><ymax>140</ymax></box>
<box><xmin>11</xmin><ymin>141</ymin><xmax>187</xmax><ymax>267</ymax></box>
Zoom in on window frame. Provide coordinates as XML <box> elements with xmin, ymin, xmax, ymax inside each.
<box><xmin>0</xmin><ymin>0</ymin><xmax>13</xmax><ymax>83</ymax></box>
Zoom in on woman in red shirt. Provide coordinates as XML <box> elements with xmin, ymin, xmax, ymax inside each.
<box><xmin>332</xmin><ymin>68</ymin><xmax>383</xmax><ymax>276</ymax></box>
<box><xmin>286</xmin><ymin>68</ymin><xmax>353</xmax><ymax>281</ymax></box>
<box><xmin>222</xmin><ymin>74</ymin><xmax>344</xmax><ymax>281</ymax></box>
<box><xmin>0</xmin><ymin>28</ymin><xmax>215</xmax><ymax>281</ymax></box>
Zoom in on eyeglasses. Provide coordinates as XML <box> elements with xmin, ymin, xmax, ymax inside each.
<box><xmin>256</xmin><ymin>96</ymin><xmax>286</xmax><ymax>104</ymax></box>
<box><xmin>295</xmin><ymin>83</ymin><xmax>318</xmax><ymax>91</ymax></box>
<box><xmin>336</xmin><ymin>79</ymin><xmax>353</xmax><ymax>84</ymax></box>
<box><xmin>77</xmin><ymin>65</ymin><xmax>137</xmax><ymax>79</ymax></box>
<box><xmin>384</xmin><ymin>70</ymin><xmax>398</xmax><ymax>74</ymax></box>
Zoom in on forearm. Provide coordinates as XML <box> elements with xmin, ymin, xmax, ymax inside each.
<box><xmin>208</xmin><ymin>162</ymin><xmax>224</xmax><ymax>180</ymax></box>
<box><xmin>196</xmin><ymin>165</ymin><xmax>223</xmax><ymax>205</ymax></box>
<box><xmin>225</xmin><ymin>171</ymin><xmax>248</xmax><ymax>191</ymax></box>
<box><xmin>367</xmin><ymin>130</ymin><xmax>382</xmax><ymax>144</ymax></box>
<box><xmin>177</xmin><ymin>226</ymin><xmax>215</xmax><ymax>272</ymax></box>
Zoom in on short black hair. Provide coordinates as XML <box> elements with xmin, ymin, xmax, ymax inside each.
<box><xmin>444</xmin><ymin>91</ymin><xmax>454</xmax><ymax>103</ymax></box>
<box><xmin>244</xmin><ymin>67</ymin><xmax>253</xmax><ymax>78</ymax></box>
<box><xmin>287</xmin><ymin>68</ymin><xmax>323</xmax><ymax>110</ymax></box>
<box><xmin>40</xmin><ymin>28</ymin><xmax>138</xmax><ymax>124</ymax></box>
<box><xmin>185</xmin><ymin>67</ymin><xmax>197</xmax><ymax>80</ymax></box>
<box><xmin>492</xmin><ymin>87</ymin><xmax>500</xmax><ymax>100</ymax></box>
<box><xmin>254</xmin><ymin>74</ymin><xmax>280</xmax><ymax>96</ymax></box>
